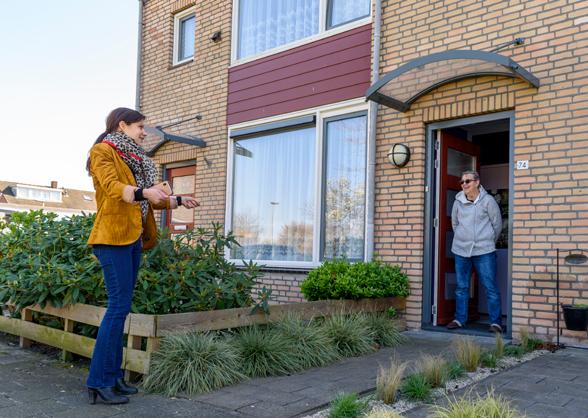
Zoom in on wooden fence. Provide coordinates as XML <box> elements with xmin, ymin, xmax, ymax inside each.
<box><xmin>0</xmin><ymin>297</ymin><xmax>406</xmax><ymax>376</ymax></box>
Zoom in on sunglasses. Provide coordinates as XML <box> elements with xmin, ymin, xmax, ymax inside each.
<box><xmin>460</xmin><ymin>179</ymin><xmax>476</xmax><ymax>185</ymax></box>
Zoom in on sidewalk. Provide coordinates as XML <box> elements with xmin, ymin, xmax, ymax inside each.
<box><xmin>4</xmin><ymin>331</ymin><xmax>588</xmax><ymax>418</ymax></box>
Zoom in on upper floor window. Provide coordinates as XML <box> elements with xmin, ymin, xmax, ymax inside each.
<box><xmin>14</xmin><ymin>185</ymin><xmax>62</xmax><ymax>203</ymax></box>
<box><xmin>173</xmin><ymin>7</ymin><xmax>196</xmax><ymax>65</ymax></box>
<box><xmin>236</xmin><ymin>0</ymin><xmax>371</xmax><ymax>61</ymax></box>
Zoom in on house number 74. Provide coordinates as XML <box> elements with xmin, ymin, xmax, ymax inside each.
<box><xmin>516</xmin><ymin>160</ymin><xmax>529</xmax><ymax>170</ymax></box>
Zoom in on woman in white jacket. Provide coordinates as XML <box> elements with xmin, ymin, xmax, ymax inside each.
<box><xmin>446</xmin><ymin>170</ymin><xmax>503</xmax><ymax>333</ymax></box>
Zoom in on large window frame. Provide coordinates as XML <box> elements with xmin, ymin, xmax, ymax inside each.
<box><xmin>230</xmin><ymin>0</ymin><xmax>372</xmax><ymax>65</ymax></box>
<box><xmin>225</xmin><ymin>100</ymin><xmax>370</xmax><ymax>269</ymax></box>
<box><xmin>172</xmin><ymin>7</ymin><xmax>196</xmax><ymax>66</ymax></box>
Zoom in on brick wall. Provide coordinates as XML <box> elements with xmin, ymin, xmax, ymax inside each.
<box><xmin>140</xmin><ymin>0</ymin><xmax>232</xmax><ymax>228</ymax></box>
<box><xmin>377</xmin><ymin>0</ymin><xmax>588</xmax><ymax>342</ymax></box>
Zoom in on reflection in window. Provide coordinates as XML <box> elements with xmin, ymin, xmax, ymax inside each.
<box><xmin>231</xmin><ymin>127</ymin><xmax>315</xmax><ymax>261</ymax></box>
<box><xmin>328</xmin><ymin>0</ymin><xmax>370</xmax><ymax>29</ymax></box>
<box><xmin>447</xmin><ymin>148</ymin><xmax>475</xmax><ymax>177</ymax></box>
<box><xmin>322</xmin><ymin>115</ymin><xmax>367</xmax><ymax>260</ymax></box>
<box><xmin>173</xmin><ymin>175</ymin><xmax>195</xmax><ymax>195</ymax></box>
<box><xmin>178</xmin><ymin>14</ymin><xmax>195</xmax><ymax>61</ymax></box>
<box><xmin>171</xmin><ymin>206</ymin><xmax>194</xmax><ymax>224</ymax></box>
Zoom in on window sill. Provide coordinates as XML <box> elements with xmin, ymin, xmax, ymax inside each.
<box><xmin>170</xmin><ymin>58</ymin><xmax>194</xmax><ymax>70</ymax></box>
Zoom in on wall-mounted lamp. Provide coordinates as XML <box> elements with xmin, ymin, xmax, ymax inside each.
<box><xmin>211</xmin><ymin>31</ymin><xmax>222</xmax><ymax>42</ymax></box>
<box><xmin>387</xmin><ymin>143</ymin><xmax>411</xmax><ymax>167</ymax></box>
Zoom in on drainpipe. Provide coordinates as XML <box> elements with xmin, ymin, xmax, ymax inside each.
<box><xmin>135</xmin><ymin>0</ymin><xmax>144</xmax><ymax>111</ymax></box>
<box><xmin>365</xmin><ymin>0</ymin><xmax>382</xmax><ymax>261</ymax></box>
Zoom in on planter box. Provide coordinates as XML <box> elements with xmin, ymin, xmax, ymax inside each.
<box><xmin>562</xmin><ymin>304</ymin><xmax>588</xmax><ymax>332</ymax></box>
<box><xmin>0</xmin><ymin>297</ymin><xmax>406</xmax><ymax>376</ymax></box>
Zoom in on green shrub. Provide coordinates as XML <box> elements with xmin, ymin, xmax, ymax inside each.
<box><xmin>0</xmin><ymin>211</ymin><xmax>263</xmax><ymax>315</ymax></box>
<box><xmin>365</xmin><ymin>313</ymin><xmax>406</xmax><ymax>347</ymax></box>
<box><xmin>446</xmin><ymin>361</ymin><xmax>466</xmax><ymax>380</ymax></box>
<box><xmin>480</xmin><ymin>351</ymin><xmax>497</xmax><ymax>369</ymax></box>
<box><xmin>273</xmin><ymin>314</ymin><xmax>340</xmax><ymax>369</ymax></box>
<box><xmin>233</xmin><ymin>325</ymin><xmax>301</xmax><ymax>377</ymax></box>
<box><xmin>143</xmin><ymin>332</ymin><xmax>245</xmax><ymax>396</ymax></box>
<box><xmin>321</xmin><ymin>313</ymin><xmax>376</xmax><ymax>357</ymax></box>
<box><xmin>301</xmin><ymin>260</ymin><xmax>409</xmax><ymax>301</ymax></box>
<box><xmin>401</xmin><ymin>373</ymin><xmax>432</xmax><ymax>402</ymax></box>
<box><xmin>504</xmin><ymin>344</ymin><xmax>526</xmax><ymax>358</ymax></box>
<box><xmin>328</xmin><ymin>393</ymin><xmax>368</xmax><ymax>418</ymax></box>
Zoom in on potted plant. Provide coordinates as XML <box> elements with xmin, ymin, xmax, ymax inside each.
<box><xmin>562</xmin><ymin>304</ymin><xmax>588</xmax><ymax>331</ymax></box>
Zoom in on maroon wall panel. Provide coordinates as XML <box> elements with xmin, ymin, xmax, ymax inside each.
<box><xmin>227</xmin><ymin>24</ymin><xmax>372</xmax><ymax>125</ymax></box>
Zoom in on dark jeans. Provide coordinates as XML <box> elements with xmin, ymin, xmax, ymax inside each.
<box><xmin>454</xmin><ymin>251</ymin><xmax>502</xmax><ymax>326</ymax></box>
<box><xmin>87</xmin><ymin>239</ymin><xmax>142</xmax><ymax>389</ymax></box>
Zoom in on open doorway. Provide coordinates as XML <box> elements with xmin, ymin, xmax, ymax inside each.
<box><xmin>424</xmin><ymin>112</ymin><xmax>512</xmax><ymax>336</ymax></box>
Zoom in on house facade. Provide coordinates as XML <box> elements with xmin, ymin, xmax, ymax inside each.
<box><xmin>0</xmin><ymin>181</ymin><xmax>96</xmax><ymax>220</ymax></box>
<box><xmin>138</xmin><ymin>0</ymin><xmax>588</xmax><ymax>344</ymax></box>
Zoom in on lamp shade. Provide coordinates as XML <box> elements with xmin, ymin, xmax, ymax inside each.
<box><xmin>387</xmin><ymin>143</ymin><xmax>411</xmax><ymax>167</ymax></box>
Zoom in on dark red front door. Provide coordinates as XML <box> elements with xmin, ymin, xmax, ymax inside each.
<box><xmin>165</xmin><ymin>165</ymin><xmax>196</xmax><ymax>235</ymax></box>
<box><xmin>436</xmin><ymin>131</ymin><xmax>480</xmax><ymax>325</ymax></box>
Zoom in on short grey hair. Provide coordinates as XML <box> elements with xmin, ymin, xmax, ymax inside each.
<box><xmin>461</xmin><ymin>170</ymin><xmax>479</xmax><ymax>180</ymax></box>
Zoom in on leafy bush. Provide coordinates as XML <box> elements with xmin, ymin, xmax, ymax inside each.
<box><xmin>0</xmin><ymin>211</ymin><xmax>263</xmax><ymax>315</ymax></box>
<box><xmin>143</xmin><ymin>332</ymin><xmax>245</xmax><ymax>396</ymax></box>
<box><xmin>401</xmin><ymin>373</ymin><xmax>432</xmax><ymax>401</ymax></box>
<box><xmin>328</xmin><ymin>393</ymin><xmax>368</xmax><ymax>418</ymax></box>
<box><xmin>321</xmin><ymin>313</ymin><xmax>376</xmax><ymax>357</ymax></box>
<box><xmin>376</xmin><ymin>359</ymin><xmax>407</xmax><ymax>404</ymax></box>
<box><xmin>273</xmin><ymin>314</ymin><xmax>340</xmax><ymax>369</ymax></box>
<box><xmin>232</xmin><ymin>325</ymin><xmax>302</xmax><ymax>377</ymax></box>
<box><xmin>365</xmin><ymin>313</ymin><xmax>406</xmax><ymax>347</ymax></box>
<box><xmin>301</xmin><ymin>260</ymin><xmax>409</xmax><ymax>301</ymax></box>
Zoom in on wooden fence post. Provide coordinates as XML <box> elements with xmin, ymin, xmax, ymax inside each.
<box><xmin>19</xmin><ymin>308</ymin><xmax>32</xmax><ymax>348</ymax></box>
<box><xmin>124</xmin><ymin>335</ymin><xmax>142</xmax><ymax>382</ymax></box>
<box><xmin>61</xmin><ymin>319</ymin><xmax>75</xmax><ymax>362</ymax></box>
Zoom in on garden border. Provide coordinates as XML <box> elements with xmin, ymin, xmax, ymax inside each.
<box><xmin>0</xmin><ymin>297</ymin><xmax>406</xmax><ymax>376</ymax></box>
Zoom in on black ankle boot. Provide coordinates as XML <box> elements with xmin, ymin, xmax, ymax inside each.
<box><xmin>115</xmin><ymin>378</ymin><xmax>139</xmax><ymax>395</ymax></box>
<box><xmin>88</xmin><ymin>387</ymin><xmax>129</xmax><ymax>405</ymax></box>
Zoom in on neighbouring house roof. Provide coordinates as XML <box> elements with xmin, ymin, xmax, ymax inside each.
<box><xmin>0</xmin><ymin>180</ymin><xmax>96</xmax><ymax>218</ymax></box>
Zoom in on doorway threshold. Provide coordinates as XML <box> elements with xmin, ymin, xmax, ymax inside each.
<box><xmin>422</xmin><ymin>324</ymin><xmax>512</xmax><ymax>341</ymax></box>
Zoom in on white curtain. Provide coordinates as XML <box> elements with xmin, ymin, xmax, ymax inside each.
<box><xmin>231</xmin><ymin>127</ymin><xmax>316</xmax><ymax>261</ymax></box>
<box><xmin>328</xmin><ymin>0</ymin><xmax>370</xmax><ymax>28</ymax></box>
<box><xmin>238</xmin><ymin>0</ymin><xmax>319</xmax><ymax>59</ymax></box>
<box><xmin>323</xmin><ymin>115</ymin><xmax>367</xmax><ymax>260</ymax></box>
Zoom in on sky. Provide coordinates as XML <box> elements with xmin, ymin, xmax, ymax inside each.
<box><xmin>0</xmin><ymin>1</ymin><xmax>139</xmax><ymax>191</ymax></box>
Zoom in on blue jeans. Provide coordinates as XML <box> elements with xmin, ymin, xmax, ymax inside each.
<box><xmin>87</xmin><ymin>239</ymin><xmax>142</xmax><ymax>389</ymax></box>
<box><xmin>454</xmin><ymin>252</ymin><xmax>502</xmax><ymax>326</ymax></box>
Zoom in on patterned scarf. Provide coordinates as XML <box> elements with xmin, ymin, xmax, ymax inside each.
<box><xmin>102</xmin><ymin>132</ymin><xmax>158</xmax><ymax>221</ymax></box>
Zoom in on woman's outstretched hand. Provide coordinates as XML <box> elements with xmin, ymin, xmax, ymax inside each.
<box><xmin>180</xmin><ymin>196</ymin><xmax>200</xmax><ymax>208</ymax></box>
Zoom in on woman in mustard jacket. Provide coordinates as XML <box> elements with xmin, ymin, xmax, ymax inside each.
<box><xmin>85</xmin><ymin>108</ymin><xmax>198</xmax><ymax>405</ymax></box>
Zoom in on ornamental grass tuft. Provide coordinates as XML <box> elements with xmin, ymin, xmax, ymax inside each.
<box><xmin>273</xmin><ymin>314</ymin><xmax>340</xmax><ymax>369</ymax></box>
<box><xmin>365</xmin><ymin>312</ymin><xmax>407</xmax><ymax>347</ymax></box>
<box><xmin>446</xmin><ymin>360</ymin><xmax>466</xmax><ymax>380</ymax></box>
<box><xmin>420</xmin><ymin>354</ymin><xmax>448</xmax><ymax>388</ymax></box>
<box><xmin>495</xmin><ymin>333</ymin><xmax>505</xmax><ymax>358</ymax></box>
<box><xmin>364</xmin><ymin>411</ymin><xmax>404</xmax><ymax>418</ymax></box>
<box><xmin>327</xmin><ymin>392</ymin><xmax>368</xmax><ymax>418</ymax></box>
<box><xmin>321</xmin><ymin>313</ymin><xmax>376</xmax><ymax>357</ymax></box>
<box><xmin>431</xmin><ymin>390</ymin><xmax>523</xmax><ymax>418</ymax></box>
<box><xmin>233</xmin><ymin>325</ymin><xmax>302</xmax><ymax>377</ymax></box>
<box><xmin>453</xmin><ymin>337</ymin><xmax>482</xmax><ymax>372</ymax></box>
<box><xmin>376</xmin><ymin>359</ymin><xmax>407</xmax><ymax>404</ymax></box>
<box><xmin>143</xmin><ymin>331</ymin><xmax>245</xmax><ymax>396</ymax></box>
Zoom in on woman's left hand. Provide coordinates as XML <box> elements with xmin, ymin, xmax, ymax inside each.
<box><xmin>181</xmin><ymin>196</ymin><xmax>200</xmax><ymax>208</ymax></box>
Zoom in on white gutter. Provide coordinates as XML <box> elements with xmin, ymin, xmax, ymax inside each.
<box><xmin>365</xmin><ymin>0</ymin><xmax>382</xmax><ymax>261</ymax></box>
<box><xmin>135</xmin><ymin>0</ymin><xmax>144</xmax><ymax>110</ymax></box>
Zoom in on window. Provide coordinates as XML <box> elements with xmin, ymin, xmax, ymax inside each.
<box><xmin>235</xmin><ymin>0</ymin><xmax>371</xmax><ymax>61</ymax></box>
<box><xmin>14</xmin><ymin>185</ymin><xmax>62</xmax><ymax>203</ymax></box>
<box><xmin>228</xmin><ymin>108</ymin><xmax>368</xmax><ymax>266</ymax></box>
<box><xmin>173</xmin><ymin>8</ymin><xmax>195</xmax><ymax>65</ymax></box>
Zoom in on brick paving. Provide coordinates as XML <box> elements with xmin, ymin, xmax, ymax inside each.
<box><xmin>2</xmin><ymin>331</ymin><xmax>588</xmax><ymax>418</ymax></box>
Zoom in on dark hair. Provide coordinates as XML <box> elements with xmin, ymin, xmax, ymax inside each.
<box><xmin>86</xmin><ymin>107</ymin><xmax>146</xmax><ymax>174</ymax></box>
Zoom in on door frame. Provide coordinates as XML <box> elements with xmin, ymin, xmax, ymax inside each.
<box><xmin>160</xmin><ymin>160</ymin><xmax>197</xmax><ymax>229</ymax></box>
<box><xmin>422</xmin><ymin>110</ymin><xmax>514</xmax><ymax>338</ymax></box>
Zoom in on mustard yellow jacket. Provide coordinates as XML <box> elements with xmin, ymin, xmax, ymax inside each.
<box><xmin>87</xmin><ymin>142</ymin><xmax>169</xmax><ymax>250</ymax></box>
